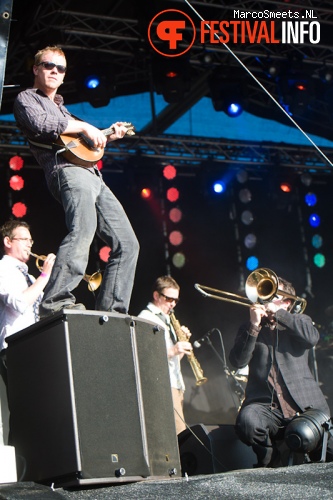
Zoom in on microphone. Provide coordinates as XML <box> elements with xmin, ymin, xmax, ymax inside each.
<box><xmin>193</xmin><ymin>330</ymin><xmax>213</xmax><ymax>348</ymax></box>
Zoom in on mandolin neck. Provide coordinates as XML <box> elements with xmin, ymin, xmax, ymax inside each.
<box><xmin>101</xmin><ymin>123</ymin><xmax>134</xmax><ymax>138</ymax></box>
<box><xmin>102</xmin><ymin>126</ymin><xmax>114</xmax><ymax>137</ymax></box>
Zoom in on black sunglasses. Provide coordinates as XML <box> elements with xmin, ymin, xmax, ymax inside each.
<box><xmin>159</xmin><ymin>292</ymin><xmax>179</xmax><ymax>304</ymax></box>
<box><xmin>37</xmin><ymin>61</ymin><xmax>67</xmax><ymax>74</ymax></box>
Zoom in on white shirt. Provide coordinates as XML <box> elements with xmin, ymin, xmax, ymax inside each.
<box><xmin>138</xmin><ymin>302</ymin><xmax>185</xmax><ymax>392</ymax></box>
<box><xmin>0</xmin><ymin>255</ymin><xmax>37</xmax><ymax>350</ymax></box>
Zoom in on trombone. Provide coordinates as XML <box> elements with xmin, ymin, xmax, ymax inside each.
<box><xmin>30</xmin><ymin>252</ymin><xmax>102</xmax><ymax>292</ymax></box>
<box><xmin>195</xmin><ymin>268</ymin><xmax>307</xmax><ymax>314</ymax></box>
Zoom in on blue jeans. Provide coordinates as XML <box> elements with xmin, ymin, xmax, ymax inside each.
<box><xmin>40</xmin><ymin>166</ymin><xmax>139</xmax><ymax>315</ymax></box>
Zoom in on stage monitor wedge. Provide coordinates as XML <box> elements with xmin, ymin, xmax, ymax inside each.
<box><xmin>6</xmin><ymin>310</ymin><xmax>180</xmax><ymax>487</ymax></box>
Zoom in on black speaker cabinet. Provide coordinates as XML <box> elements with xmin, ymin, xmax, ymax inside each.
<box><xmin>178</xmin><ymin>424</ymin><xmax>257</xmax><ymax>475</ymax></box>
<box><xmin>6</xmin><ymin>310</ymin><xmax>180</xmax><ymax>487</ymax></box>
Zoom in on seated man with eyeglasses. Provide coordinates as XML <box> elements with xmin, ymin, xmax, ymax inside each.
<box><xmin>138</xmin><ymin>275</ymin><xmax>192</xmax><ymax>435</ymax></box>
<box><xmin>0</xmin><ymin>220</ymin><xmax>55</xmax><ymax>444</ymax></box>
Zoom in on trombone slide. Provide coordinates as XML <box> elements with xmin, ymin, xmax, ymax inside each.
<box><xmin>195</xmin><ymin>268</ymin><xmax>307</xmax><ymax>314</ymax></box>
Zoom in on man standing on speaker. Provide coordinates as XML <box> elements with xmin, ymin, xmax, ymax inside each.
<box><xmin>138</xmin><ymin>276</ymin><xmax>192</xmax><ymax>435</ymax></box>
<box><xmin>13</xmin><ymin>45</ymin><xmax>139</xmax><ymax>317</ymax></box>
<box><xmin>0</xmin><ymin>219</ymin><xmax>55</xmax><ymax>444</ymax></box>
<box><xmin>229</xmin><ymin>275</ymin><xmax>332</xmax><ymax>467</ymax></box>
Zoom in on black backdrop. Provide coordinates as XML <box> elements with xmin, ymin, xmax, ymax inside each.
<box><xmin>1</xmin><ymin>160</ymin><xmax>333</xmax><ymax>423</ymax></box>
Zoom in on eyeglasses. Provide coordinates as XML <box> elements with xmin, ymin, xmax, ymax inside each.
<box><xmin>274</xmin><ymin>295</ymin><xmax>287</xmax><ymax>302</ymax></box>
<box><xmin>159</xmin><ymin>292</ymin><xmax>179</xmax><ymax>304</ymax></box>
<box><xmin>37</xmin><ymin>61</ymin><xmax>67</xmax><ymax>74</ymax></box>
<box><xmin>11</xmin><ymin>238</ymin><xmax>34</xmax><ymax>245</ymax></box>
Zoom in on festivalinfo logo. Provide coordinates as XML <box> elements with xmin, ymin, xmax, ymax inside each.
<box><xmin>148</xmin><ymin>8</ymin><xmax>320</xmax><ymax>57</ymax></box>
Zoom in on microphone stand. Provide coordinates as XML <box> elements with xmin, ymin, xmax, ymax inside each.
<box><xmin>204</xmin><ymin>329</ymin><xmax>245</xmax><ymax>406</ymax></box>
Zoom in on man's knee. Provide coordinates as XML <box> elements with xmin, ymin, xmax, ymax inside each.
<box><xmin>236</xmin><ymin>404</ymin><xmax>271</xmax><ymax>445</ymax></box>
<box><xmin>235</xmin><ymin>407</ymin><xmax>256</xmax><ymax>444</ymax></box>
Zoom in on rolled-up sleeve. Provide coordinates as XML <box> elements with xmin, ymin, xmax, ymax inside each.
<box><xmin>0</xmin><ymin>261</ymin><xmax>36</xmax><ymax>350</ymax></box>
<box><xmin>0</xmin><ymin>269</ymin><xmax>29</xmax><ymax>315</ymax></box>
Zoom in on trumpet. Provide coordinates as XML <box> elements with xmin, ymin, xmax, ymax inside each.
<box><xmin>195</xmin><ymin>268</ymin><xmax>307</xmax><ymax>314</ymax></box>
<box><xmin>30</xmin><ymin>252</ymin><xmax>102</xmax><ymax>292</ymax></box>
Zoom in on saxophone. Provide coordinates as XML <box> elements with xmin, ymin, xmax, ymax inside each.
<box><xmin>170</xmin><ymin>312</ymin><xmax>208</xmax><ymax>386</ymax></box>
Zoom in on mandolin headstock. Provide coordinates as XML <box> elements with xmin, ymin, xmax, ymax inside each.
<box><xmin>123</xmin><ymin>122</ymin><xmax>136</xmax><ymax>136</ymax></box>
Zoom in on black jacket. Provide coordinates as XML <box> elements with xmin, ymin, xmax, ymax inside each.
<box><xmin>229</xmin><ymin>308</ymin><xmax>330</xmax><ymax>416</ymax></box>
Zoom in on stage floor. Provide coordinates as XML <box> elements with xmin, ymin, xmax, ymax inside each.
<box><xmin>1</xmin><ymin>462</ymin><xmax>333</xmax><ymax>499</ymax></box>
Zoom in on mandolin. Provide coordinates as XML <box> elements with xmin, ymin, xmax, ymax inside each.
<box><xmin>56</xmin><ymin>122</ymin><xmax>135</xmax><ymax>167</ymax></box>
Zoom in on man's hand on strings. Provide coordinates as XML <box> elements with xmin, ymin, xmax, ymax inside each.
<box><xmin>107</xmin><ymin>122</ymin><xmax>129</xmax><ymax>142</ymax></box>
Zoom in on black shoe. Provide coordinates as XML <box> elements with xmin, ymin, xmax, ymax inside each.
<box><xmin>267</xmin><ymin>448</ymin><xmax>282</xmax><ymax>468</ymax></box>
<box><xmin>39</xmin><ymin>303</ymin><xmax>86</xmax><ymax>319</ymax></box>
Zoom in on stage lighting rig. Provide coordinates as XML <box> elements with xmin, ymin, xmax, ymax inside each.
<box><xmin>208</xmin><ymin>69</ymin><xmax>245</xmax><ymax>118</ymax></box>
<box><xmin>152</xmin><ymin>55</ymin><xmax>191</xmax><ymax>104</ymax></box>
<box><xmin>76</xmin><ymin>64</ymin><xmax>114</xmax><ymax>108</ymax></box>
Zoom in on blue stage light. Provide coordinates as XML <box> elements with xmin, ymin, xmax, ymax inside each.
<box><xmin>312</xmin><ymin>234</ymin><xmax>323</xmax><ymax>249</ymax></box>
<box><xmin>78</xmin><ymin>71</ymin><xmax>111</xmax><ymax>107</ymax></box>
<box><xmin>85</xmin><ymin>76</ymin><xmax>100</xmax><ymax>89</ymax></box>
<box><xmin>246</xmin><ymin>256</ymin><xmax>259</xmax><ymax>271</ymax></box>
<box><xmin>226</xmin><ymin>102</ymin><xmax>243</xmax><ymax>117</ymax></box>
<box><xmin>305</xmin><ymin>192</ymin><xmax>317</xmax><ymax>207</ymax></box>
<box><xmin>213</xmin><ymin>181</ymin><xmax>226</xmax><ymax>194</ymax></box>
<box><xmin>309</xmin><ymin>213</ymin><xmax>320</xmax><ymax>228</ymax></box>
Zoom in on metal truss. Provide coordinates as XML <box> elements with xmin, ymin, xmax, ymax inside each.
<box><xmin>46</xmin><ymin>0</ymin><xmax>333</xmax><ymax>140</ymax></box>
<box><xmin>53</xmin><ymin>1</ymin><xmax>333</xmax><ymax>66</ymax></box>
<box><xmin>0</xmin><ymin>120</ymin><xmax>332</xmax><ymax>174</ymax></box>
<box><xmin>3</xmin><ymin>0</ymin><xmax>333</xmax><ymax>147</ymax></box>
<box><xmin>5</xmin><ymin>0</ymin><xmax>333</xmax><ymax>95</ymax></box>
<box><xmin>5</xmin><ymin>0</ymin><xmax>72</xmax><ymax>82</ymax></box>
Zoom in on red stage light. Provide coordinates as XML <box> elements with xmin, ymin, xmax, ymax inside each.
<box><xmin>163</xmin><ymin>165</ymin><xmax>177</xmax><ymax>180</ymax></box>
<box><xmin>9</xmin><ymin>156</ymin><xmax>24</xmax><ymax>171</ymax></box>
<box><xmin>280</xmin><ymin>182</ymin><xmax>292</xmax><ymax>193</ymax></box>
<box><xmin>169</xmin><ymin>230</ymin><xmax>183</xmax><ymax>246</ymax></box>
<box><xmin>295</xmin><ymin>83</ymin><xmax>306</xmax><ymax>91</ymax></box>
<box><xmin>166</xmin><ymin>187</ymin><xmax>179</xmax><ymax>202</ymax></box>
<box><xmin>141</xmin><ymin>188</ymin><xmax>152</xmax><ymax>199</ymax></box>
<box><xmin>12</xmin><ymin>202</ymin><xmax>27</xmax><ymax>218</ymax></box>
<box><xmin>9</xmin><ymin>175</ymin><xmax>25</xmax><ymax>191</ymax></box>
<box><xmin>169</xmin><ymin>207</ymin><xmax>182</xmax><ymax>223</ymax></box>
<box><xmin>99</xmin><ymin>246</ymin><xmax>111</xmax><ymax>263</ymax></box>
<box><xmin>166</xmin><ymin>71</ymin><xmax>177</xmax><ymax>78</ymax></box>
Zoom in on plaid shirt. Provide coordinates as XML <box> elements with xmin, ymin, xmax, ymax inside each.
<box><xmin>13</xmin><ymin>88</ymin><xmax>96</xmax><ymax>190</ymax></box>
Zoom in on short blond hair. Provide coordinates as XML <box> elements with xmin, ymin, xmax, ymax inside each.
<box><xmin>34</xmin><ymin>46</ymin><xmax>65</xmax><ymax>65</ymax></box>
